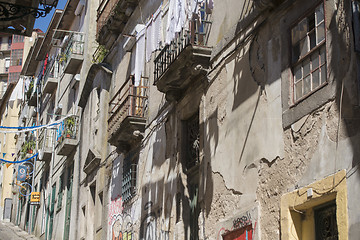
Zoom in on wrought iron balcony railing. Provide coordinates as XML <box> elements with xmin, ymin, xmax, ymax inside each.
<box><xmin>42</xmin><ymin>58</ymin><xmax>58</xmax><ymax>93</ymax></box>
<box><xmin>60</xmin><ymin>32</ymin><xmax>85</xmax><ymax>74</ymax></box>
<box><xmin>39</xmin><ymin>127</ymin><xmax>54</xmax><ymax>161</ymax></box>
<box><xmin>56</xmin><ymin>116</ymin><xmax>79</xmax><ymax>144</ymax></box>
<box><xmin>108</xmin><ymin>76</ymin><xmax>148</xmax><ymax>127</ymax></box>
<box><xmin>154</xmin><ymin>18</ymin><xmax>212</xmax><ymax>85</ymax></box>
<box><xmin>96</xmin><ymin>0</ymin><xmax>138</xmax><ymax>46</ymax></box>
<box><xmin>43</xmin><ymin>58</ymin><xmax>55</xmax><ymax>83</ymax></box>
<box><xmin>56</xmin><ymin>116</ymin><xmax>79</xmax><ymax>155</ymax></box>
<box><xmin>108</xmin><ymin>76</ymin><xmax>148</xmax><ymax>150</ymax></box>
<box><xmin>96</xmin><ymin>0</ymin><xmax>117</xmax><ymax>36</ymax></box>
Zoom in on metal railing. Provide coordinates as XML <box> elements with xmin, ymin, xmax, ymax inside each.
<box><xmin>61</xmin><ymin>32</ymin><xmax>85</xmax><ymax>67</ymax></box>
<box><xmin>43</xmin><ymin>58</ymin><xmax>57</xmax><ymax>85</ymax></box>
<box><xmin>108</xmin><ymin>76</ymin><xmax>148</xmax><ymax>129</ymax></box>
<box><xmin>96</xmin><ymin>0</ymin><xmax>118</xmax><ymax>36</ymax></box>
<box><xmin>39</xmin><ymin>128</ymin><xmax>54</xmax><ymax>151</ymax></box>
<box><xmin>154</xmin><ymin>18</ymin><xmax>211</xmax><ymax>84</ymax></box>
<box><xmin>92</xmin><ymin>45</ymin><xmax>108</xmax><ymax>64</ymax></box>
<box><xmin>56</xmin><ymin>116</ymin><xmax>80</xmax><ymax>146</ymax></box>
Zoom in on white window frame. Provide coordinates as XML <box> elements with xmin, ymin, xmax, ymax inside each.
<box><xmin>291</xmin><ymin>2</ymin><xmax>327</xmax><ymax>103</ymax></box>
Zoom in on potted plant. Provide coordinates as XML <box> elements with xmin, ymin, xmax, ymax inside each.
<box><xmin>65</xmin><ymin>117</ymin><xmax>75</xmax><ymax>138</ymax></box>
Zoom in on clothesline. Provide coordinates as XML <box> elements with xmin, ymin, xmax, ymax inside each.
<box><xmin>0</xmin><ymin>153</ymin><xmax>38</xmax><ymax>164</ymax></box>
<box><xmin>0</xmin><ymin>114</ymin><xmax>75</xmax><ymax>134</ymax></box>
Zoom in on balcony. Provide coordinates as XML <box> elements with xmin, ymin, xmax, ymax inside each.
<box><xmin>108</xmin><ymin>76</ymin><xmax>148</xmax><ymax>152</ymax></box>
<box><xmin>96</xmin><ymin>0</ymin><xmax>139</xmax><ymax>48</ymax></box>
<box><xmin>56</xmin><ymin>116</ymin><xmax>79</xmax><ymax>156</ymax></box>
<box><xmin>60</xmin><ymin>32</ymin><xmax>85</xmax><ymax>74</ymax></box>
<box><xmin>42</xmin><ymin>59</ymin><xmax>58</xmax><ymax>94</ymax></box>
<box><xmin>154</xmin><ymin>22</ymin><xmax>212</xmax><ymax>101</ymax></box>
<box><xmin>38</xmin><ymin>128</ymin><xmax>54</xmax><ymax>162</ymax></box>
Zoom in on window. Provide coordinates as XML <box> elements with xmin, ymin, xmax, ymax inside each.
<box><xmin>8</xmin><ymin>37</ymin><xmax>11</xmax><ymax>49</ymax></box>
<box><xmin>122</xmin><ymin>150</ymin><xmax>138</xmax><ymax>202</ymax></box>
<box><xmin>183</xmin><ymin>112</ymin><xmax>200</xmax><ymax>170</ymax></box>
<box><xmin>291</xmin><ymin>3</ymin><xmax>326</xmax><ymax>102</ymax></box>
<box><xmin>5</xmin><ymin>58</ymin><xmax>10</xmax><ymax>72</ymax></box>
<box><xmin>57</xmin><ymin>173</ymin><xmax>64</xmax><ymax>211</ymax></box>
<box><xmin>10</xmin><ymin>49</ymin><xmax>23</xmax><ymax>66</ymax></box>
<box><xmin>314</xmin><ymin>202</ymin><xmax>338</xmax><ymax>239</ymax></box>
<box><xmin>8</xmin><ymin>72</ymin><xmax>20</xmax><ymax>83</ymax></box>
<box><xmin>12</xmin><ymin>35</ymin><xmax>24</xmax><ymax>43</ymax></box>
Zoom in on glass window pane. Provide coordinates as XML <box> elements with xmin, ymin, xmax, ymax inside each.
<box><xmin>303</xmin><ymin>75</ymin><xmax>311</xmax><ymax>95</ymax></box>
<box><xmin>293</xmin><ymin>43</ymin><xmax>300</xmax><ymax>62</ymax></box>
<box><xmin>295</xmin><ymin>81</ymin><xmax>302</xmax><ymax>101</ymax></box>
<box><xmin>316</xmin><ymin>3</ymin><xmax>324</xmax><ymax>25</ymax></box>
<box><xmin>312</xmin><ymin>69</ymin><xmax>320</xmax><ymax>89</ymax></box>
<box><xmin>320</xmin><ymin>65</ymin><xmax>327</xmax><ymax>84</ymax></box>
<box><xmin>320</xmin><ymin>46</ymin><xmax>326</xmax><ymax>64</ymax></box>
<box><xmin>294</xmin><ymin>64</ymin><xmax>302</xmax><ymax>81</ymax></box>
<box><xmin>303</xmin><ymin>58</ymin><xmax>310</xmax><ymax>76</ymax></box>
<box><xmin>311</xmin><ymin>52</ymin><xmax>319</xmax><ymax>69</ymax></box>
<box><xmin>317</xmin><ymin>22</ymin><xmax>325</xmax><ymax>44</ymax></box>
<box><xmin>309</xmin><ymin>30</ymin><xmax>316</xmax><ymax>50</ymax></box>
<box><xmin>308</xmin><ymin>14</ymin><xmax>315</xmax><ymax>32</ymax></box>
<box><xmin>292</xmin><ymin>26</ymin><xmax>300</xmax><ymax>45</ymax></box>
<box><xmin>299</xmin><ymin>37</ymin><xmax>309</xmax><ymax>57</ymax></box>
<box><xmin>298</xmin><ymin>18</ymin><xmax>308</xmax><ymax>40</ymax></box>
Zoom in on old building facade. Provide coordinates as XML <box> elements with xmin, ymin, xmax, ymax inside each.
<box><xmin>4</xmin><ymin>0</ymin><xmax>360</xmax><ymax>239</ymax></box>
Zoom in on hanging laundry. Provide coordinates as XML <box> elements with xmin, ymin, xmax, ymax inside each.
<box><xmin>135</xmin><ymin>26</ymin><xmax>146</xmax><ymax>86</ymax></box>
<box><xmin>166</xmin><ymin>0</ymin><xmax>177</xmax><ymax>44</ymax></box>
<box><xmin>9</xmin><ymin>77</ymin><xmax>24</xmax><ymax>102</ymax></box>
<box><xmin>146</xmin><ymin>19</ymin><xmax>153</xmax><ymax>62</ymax></box>
<box><xmin>206</xmin><ymin>0</ymin><xmax>214</xmax><ymax>13</ymax></box>
<box><xmin>175</xmin><ymin>0</ymin><xmax>187</xmax><ymax>33</ymax></box>
<box><xmin>152</xmin><ymin>5</ymin><xmax>162</xmax><ymax>51</ymax></box>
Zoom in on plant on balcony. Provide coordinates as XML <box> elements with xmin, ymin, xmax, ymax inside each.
<box><xmin>65</xmin><ymin>117</ymin><xmax>75</xmax><ymax>138</ymax></box>
<box><xmin>26</xmin><ymin>80</ymin><xmax>34</xmax><ymax>100</ymax></box>
<box><xmin>92</xmin><ymin>44</ymin><xmax>108</xmax><ymax>64</ymax></box>
<box><xmin>20</xmin><ymin>140</ymin><xmax>36</xmax><ymax>158</ymax></box>
<box><xmin>58</xmin><ymin>52</ymin><xmax>68</xmax><ymax>65</ymax></box>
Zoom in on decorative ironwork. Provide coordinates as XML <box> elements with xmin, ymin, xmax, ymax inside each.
<box><xmin>122</xmin><ymin>150</ymin><xmax>138</xmax><ymax>202</ymax></box>
<box><xmin>185</xmin><ymin>113</ymin><xmax>200</xmax><ymax>170</ymax></box>
<box><xmin>108</xmin><ymin>76</ymin><xmax>148</xmax><ymax>130</ymax></box>
<box><xmin>315</xmin><ymin>203</ymin><xmax>338</xmax><ymax>240</ymax></box>
<box><xmin>0</xmin><ymin>1</ymin><xmax>58</xmax><ymax>22</ymax></box>
<box><xmin>154</xmin><ymin>7</ymin><xmax>212</xmax><ymax>84</ymax></box>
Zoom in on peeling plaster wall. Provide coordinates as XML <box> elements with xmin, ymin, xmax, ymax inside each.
<box><xmin>102</xmin><ymin>0</ymin><xmax>360</xmax><ymax>239</ymax></box>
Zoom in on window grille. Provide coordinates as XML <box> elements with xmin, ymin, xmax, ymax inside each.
<box><xmin>122</xmin><ymin>151</ymin><xmax>138</xmax><ymax>202</ymax></box>
<box><xmin>314</xmin><ymin>202</ymin><xmax>338</xmax><ymax>240</ymax></box>
<box><xmin>184</xmin><ymin>113</ymin><xmax>200</xmax><ymax>170</ymax></box>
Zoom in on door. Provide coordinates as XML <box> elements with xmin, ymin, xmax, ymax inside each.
<box><xmin>47</xmin><ymin>184</ymin><xmax>56</xmax><ymax>240</ymax></box>
<box><xmin>63</xmin><ymin>164</ymin><xmax>73</xmax><ymax>240</ymax></box>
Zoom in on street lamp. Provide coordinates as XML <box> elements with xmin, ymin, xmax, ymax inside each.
<box><xmin>0</xmin><ymin>0</ymin><xmax>59</xmax><ymax>21</ymax></box>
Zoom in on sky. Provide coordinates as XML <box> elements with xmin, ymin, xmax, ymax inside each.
<box><xmin>33</xmin><ymin>0</ymin><xmax>68</xmax><ymax>33</ymax></box>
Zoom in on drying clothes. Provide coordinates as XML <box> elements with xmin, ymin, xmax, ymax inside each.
<box><xmin>9</xmin><ymin>77</ymin><xmax>24</xmax><ymax>102</ymax></box>
<box><xmin>166</xmin><ymin>0</ymin><xmax>187</xmax><ymax>44</ymax></box>
<box><xmin>145</xmin><ymin>4</ymin><xmax>163</xmax><ymax>62</ymax></box>
<box><xmin>206</xmin><ymin>0</ymin><xmax>214</xmax><ymax>13</ymax></box>
<box><xmin>146</xmin><ymin>19</ymin><xmax>153</xmax><ymax>62</ymax></box>
<box><xmin>135</xmin><ymin>26</ymin><xmax>146</xmax><ymax>87</ymax></box>
<box><xmin>153</xmin><ymin>5</ymin><xmax>162</xmax><ymax>50</ymax></box>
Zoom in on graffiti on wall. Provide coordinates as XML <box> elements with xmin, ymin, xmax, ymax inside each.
<box><xmin>217</xmin><ymin>211</ymin><xmax>257</xmax><ymax>240</ymax></box>
<box><xmin>111</xmin><ymin>213</ymin><xmax>133</xmax><ymax>240</ymax></box>
<box><xmin>108</xmin><ymin>196</ymin><xmax>134</xmax><ymax>240</ymax></box>
<box><xmin>140</xmin><ymin>202</ymin><xmax>170</xmax><ymax>240</ymax></box>
<box><xmin>108</xmin><ymin>197</ymin><xmax>124</xmax><ymax>226</ymax></box>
